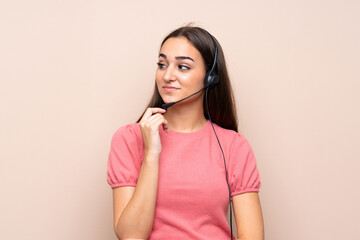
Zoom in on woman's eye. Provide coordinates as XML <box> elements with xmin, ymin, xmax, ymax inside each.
<box><xmin>157</xmin><ymin>62</ymin><xmax>166</xmax><ymax>69</ymax></box>
<box><xmin>179</xmin><ymin>65</ymin><xmax>190</xmax><ymax>70</ymax></box>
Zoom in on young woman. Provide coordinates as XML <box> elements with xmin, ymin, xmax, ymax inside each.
<box><xmin>107</xmin><ymin>25</ymin><xmax>264</xmax><ymax>240</ymax></box>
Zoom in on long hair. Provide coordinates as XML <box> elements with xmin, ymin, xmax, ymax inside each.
<box><xmin>137</xmin><ymin>25</ymin><xmax>238</xmax><ymax>132</ymax></box>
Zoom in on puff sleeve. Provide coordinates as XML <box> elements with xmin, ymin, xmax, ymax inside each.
<box><xmin>107</xmin><ymin>124</ymin><xmax>143</xmax><ymax>189</ymax></box>
<box><xmin>228</xmin><ymin>133</ymin><xmax>262</xmax><ymax>196</ymax></box>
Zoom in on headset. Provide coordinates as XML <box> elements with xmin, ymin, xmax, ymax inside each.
<box><xmin>161</xmin><ymin>30</ymin><xmax>234</xmax><ymax>240</ymax></box>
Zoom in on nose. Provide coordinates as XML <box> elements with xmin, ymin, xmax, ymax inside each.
<box><xmin>163</xmin><ymin>65</ymin><xmax>176</xmax><ymax>82</ymax></box>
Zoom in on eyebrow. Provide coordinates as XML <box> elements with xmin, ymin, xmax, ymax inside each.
<box><xmin>159</xmin><ymin>53</ymin><xmax>194</xmax><ymax>62</ymax></box>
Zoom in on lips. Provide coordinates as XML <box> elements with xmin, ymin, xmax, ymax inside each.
<box><xmin>163</xmin><ymin>86</ymin><xmax>179</xmax><ymax>93</ymax></box>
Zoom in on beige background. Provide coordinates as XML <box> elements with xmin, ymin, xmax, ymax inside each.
<box><xmin>1</xmin><ymin>0</ymin><xmax>359</xmax><ymax>239</ymax></box>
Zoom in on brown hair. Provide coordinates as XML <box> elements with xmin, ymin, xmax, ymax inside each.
<box><xmin>137</xmin><ymin>25</ymin><xmax>238</xmax><ymax>132</ymax></box>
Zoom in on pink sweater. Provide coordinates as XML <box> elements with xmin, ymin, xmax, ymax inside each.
<box><xmin>107</xmin><ymin>120</ymin><xmax>261</xmax><ymax>239</ymax></box>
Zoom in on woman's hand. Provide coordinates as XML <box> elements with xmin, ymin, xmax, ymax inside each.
<box><xmin>139</xmin><ymin>107</ymin><xmax>168</xmax><ymax>156</ymax></box>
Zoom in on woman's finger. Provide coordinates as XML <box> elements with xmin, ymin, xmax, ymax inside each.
<box><xmin>150</xmin><ymin>114</ymin><xmax>169</xmax><ymax>132</ymax></box>
<box><xmin>144</xmin><ymin>113</ymin><xmax>163</xmax><ymax>125</ymax></box>
<box><xmin>140</xmin><ymin>108</ymin><xmax>166</xmax><ymax>122</ymax></box>
<box><xmin>143</xmin><ymin>113</ymin><xmax>168</xmax><ymax>132</ymax></box>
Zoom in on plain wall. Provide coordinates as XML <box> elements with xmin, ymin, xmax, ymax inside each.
<box><xmin>1</xmin><ymin>0</ymin><xmax>359</xmax><ymax>239</ymax></box>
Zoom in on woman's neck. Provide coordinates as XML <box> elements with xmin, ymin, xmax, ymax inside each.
<box><xmin>163</xmin><ymin>100</ymin><xmax>207</xmax><ymax>133</ymax></box>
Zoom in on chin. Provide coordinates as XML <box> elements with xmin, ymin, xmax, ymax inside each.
<box><xmin>160</xmin><ymin>91</ymin><xmax>180</xmax><ymax>102</ymax></box>
<box><xmin>162</xmin><ymin>96</ymin><xmax>177</xmax><ymax>104</ymax></box>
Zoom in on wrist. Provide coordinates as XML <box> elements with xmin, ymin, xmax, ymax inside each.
<box><xmin>144</xmin><ymin>150</ymin><xmax>160</xmax><ymax>161</ymax></box>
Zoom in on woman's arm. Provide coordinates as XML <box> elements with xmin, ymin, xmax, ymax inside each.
<box><xmin>112</xmin><ymin>108</ymin><xmax>168</xmax><ymax>240</ymax></box>
<box><xmin>232</xmin><ymin>192</ymin><xmax>264</xmax><ymax>240</ymax></box>
<box><xmin>113</xmin><ymin>153</ymin><xmax>159</xmax><ymax>240</ymax></box>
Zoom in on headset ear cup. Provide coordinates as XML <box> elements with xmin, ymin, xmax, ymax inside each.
<box><xmin>204</xmin><ymin>72</ymin><xmax>211</xmax><ymax>88</ymax></box>
<box><xmin>212</xmin><ymin>74</ymin><xmax>219</xmax><ymax>85</ymax></box>
<box><xmin>204</xmin><ymin>72</ymin><xmax>219</xmax><ymax>88</ymax></box>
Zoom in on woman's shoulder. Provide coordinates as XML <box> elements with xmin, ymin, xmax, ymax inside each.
<box><xmin>212</xmin><ymin>122</ymin><xmax>240</xmax><ymax>138</ymax></box>
<box><xmin>212</xmin><ymin>122</ymin><xmax>250</xmax><ymax>146</ymax></box>
<box><xmin>111</xmin><ymin>122</ymin><xmax>142</xmax><ymax>144</ymax></box>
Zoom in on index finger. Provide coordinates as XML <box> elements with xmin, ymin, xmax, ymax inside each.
<box><xmin>141</xmin><ymin>107</ymin><xmax>166</xmax><ymax>121</ymax></box>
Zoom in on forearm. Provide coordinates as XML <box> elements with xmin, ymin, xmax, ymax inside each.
<box><xmin>237</xmin><ymin>228</ymin><xmax>264</xmax><ymax>240</ymax></box>
<box><xmin>116</xmin><ymin>153</ymin><xmax>159</xmax><ymax>239</ymax></box>
<box><xmin>237</xmin><ymin>234</ymin><xmax>264</xmax><ymax>240</ymax></box>
<box><xmin>236</xmin><ymin>226</ymin><xmax>264</xmax><ymax>240</ymax></box>
<box><xmin>237</xmin><ymin>237</ymin><xmax>264</xmax><ymax>240</ymax></box>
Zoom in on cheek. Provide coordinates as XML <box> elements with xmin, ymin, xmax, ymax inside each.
<box><xmin>182</xmin><ymin>72</ymin><xmax>205</xmax><ymax>88</ymax></box>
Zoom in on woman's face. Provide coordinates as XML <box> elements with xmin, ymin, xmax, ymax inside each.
<box><xmin>156</xmin><ymin>37</ymin><xmax>206</xmax><ymax>105</ymax></box>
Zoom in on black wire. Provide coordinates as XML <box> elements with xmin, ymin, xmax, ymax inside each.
<box><xmin>205</xmin><ymin>88</ymin><xmax>234</xmax><ymax>240</ymax></box>
<box><xmin>161</xmin><ymin>87</ymin><xmax>205</xmax><ymax>109</ymax></box>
